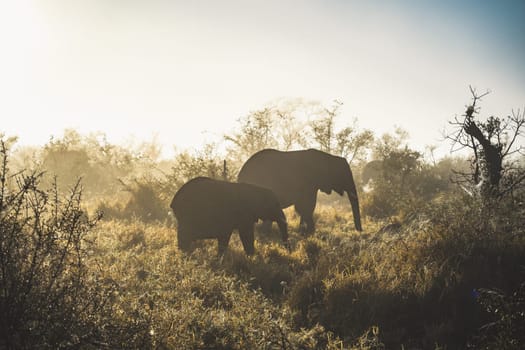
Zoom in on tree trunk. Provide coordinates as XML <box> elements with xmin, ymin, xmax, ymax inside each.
<box><xmin>464</xmin><ymin>119</ymin><xmax>503</xmax><ymax>196</ymax></box>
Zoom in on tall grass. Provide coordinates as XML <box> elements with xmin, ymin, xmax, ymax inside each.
<box><xmin>83</xmin><ymin>191</ymin><xmax>524</xmax><ymax>349</ymax></box>
<box><xmin>90</xmin><ymin>220</ymin><xmax>351</xmax><ymax>349</ymax></box>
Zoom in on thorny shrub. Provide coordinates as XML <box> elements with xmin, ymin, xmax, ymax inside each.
<box><xmin>0</xmin><ymin>139</ymin><xmax>109</xmax><ymax>348</ymax></box>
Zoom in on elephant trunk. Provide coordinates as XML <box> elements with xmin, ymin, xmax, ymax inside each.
<box><xmin>275</xmin><ymin>213</ymin><xmax>290</xmax><ymax>251</ymax></box>
<box><xmin>346</xmin><ymin>175</ymin><xmax>363</xmax><ymax>231</ymax></box>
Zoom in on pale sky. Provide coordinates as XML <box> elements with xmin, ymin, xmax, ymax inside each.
<box><xmin>1</xmin><ymin>0</ymin><xmax>524</xmax><ymax>158</ymax></box>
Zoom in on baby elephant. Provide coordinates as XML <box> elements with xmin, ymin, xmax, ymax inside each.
<box><xmin>170</xmin><ymin>177</ymin><xmax>288</xmax><ymax>256</ymax></box>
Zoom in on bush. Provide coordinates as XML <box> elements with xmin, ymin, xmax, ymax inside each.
<box><xmin>282</xmin><ymin>193</ymin><xmax>525</xmax><ymax>348</ymax></box>
<box><xmin>97</xmin><ymin>178</ymin><xmax>170</xmax><ymax>223</ymax></box>
<box><xmin>0</xmin><ymin>139</ymin><xmax>110</xmax><ymax>348</ymax></box>
<box><xmin>469</xmin><ymin>283</ymin><xmax>525</xmax><ymax>349</ymax></box>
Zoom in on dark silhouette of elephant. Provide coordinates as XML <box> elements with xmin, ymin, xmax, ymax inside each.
<box><xmin>238</xmin><ymin>149</ymin><xmax>362</xmax><ymax>233</ymax></box>
<box><xmin>170</xmin><ymin>177</ymin><xmax>288</xmax><ymax>256</ymax></box>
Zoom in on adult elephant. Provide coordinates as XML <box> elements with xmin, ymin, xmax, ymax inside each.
<box><xmin>238</xmin><ymin>149</ymin><xmax>362</xmax><ymax>233</ymax></box>
<box><xmin>170</xmin><ymin>177</ymin><xmax>288</xmax><ymax>256</ymax></box>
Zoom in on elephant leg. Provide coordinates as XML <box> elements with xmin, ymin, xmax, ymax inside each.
<box><xmin>217</xmin><ymin>232</ymin><xmax>232</xmax><ymax>257</ymax></box>
<box><xmin>298</xmin><ymin>215</ymin><xmax>315</xmax><ymax>235</ymax></box>
<box><xmin>295</xmin><ymin>192</ymin><xmax>316</xmax><ymax>235</ymax></box>
<box><xmin>177</xmin><ymin>224</ymin><xmax>192</xmax><ymax>252</ymax></box>
<box><xmin>239</xmin><ymin>224</ymin><xmax>255</xmax><ymax>256</ymax></box>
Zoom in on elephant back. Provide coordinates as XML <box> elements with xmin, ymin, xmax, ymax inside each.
<box><xmin>171</xmin><ymin>177</ymin><xmax>276</xmax><ymax>225</ymax></box>
<box><xmin>238</xmin><ymin>149</ymin><xmax>326</xmax><ymax>199</ymax></box>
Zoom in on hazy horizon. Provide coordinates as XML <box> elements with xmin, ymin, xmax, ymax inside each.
<box><xmin>1</xmin><ymin>0</ymin><xmax>524</xmax><ymax>158</ymax></box>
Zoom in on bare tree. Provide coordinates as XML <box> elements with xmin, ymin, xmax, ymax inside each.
<box><xmin>447</xmin><ymin>86</ymin><xmax>525</xmax><ymax>199</ymax></box>
<box><xmin>224</xmin><ymin>107</ymin><xmax>308</xmax><ymax>164</ymax></box>
<box><xmin>309</xmin><ymin>100</ymin><xmax>374</xmax><ymax>164</ymax></box>
<box><xmin>309</xmin><ymin>100</ymin><xmax>341</xmax><ymax>154</ymax></box>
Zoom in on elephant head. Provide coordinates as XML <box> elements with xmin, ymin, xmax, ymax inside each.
<box><xmin>308</xmin><ymin>150</ymin><xmax>362</xmax><ymax>231</ymax></box>
<box><xmin>240</xmin><ymin>183</ymin><xmax>289</xmax><ymax>245</ymax></box>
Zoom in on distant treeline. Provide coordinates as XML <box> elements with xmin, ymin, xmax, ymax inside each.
<box><xmin>6</xmin><ymin>100</ymin><xmax>483</xmax><ymax>223</ymax></box>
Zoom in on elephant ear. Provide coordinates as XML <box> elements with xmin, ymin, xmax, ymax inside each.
<box><xmin>235</xmin><ymin>184</ymin><xmax>260</xmax><ymax>223</ymax></box>
<box><xmin>303</xmin><ymin>150</ymin><xmax>346</xmax><ymax>193</ymax></box>
<box><xmin>300</xmin><ymin>149</ymin><xmax>330</xmax><ymax>189</ymax></box>
<box><xmin>249</xmin><ymin>187</ymin><xmax>282</xmax><ymax>222</ymax></box>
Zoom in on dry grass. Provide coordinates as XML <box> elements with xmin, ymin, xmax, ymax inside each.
<box><xmin>5</xmin><ymin>191</ymin><xmax>522</xmax><ymax>348</ymax></box>
<box><xmin>88</xmin><ymin>218</ymin><xmax>352</xmax><ymax>349</ymax></box>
